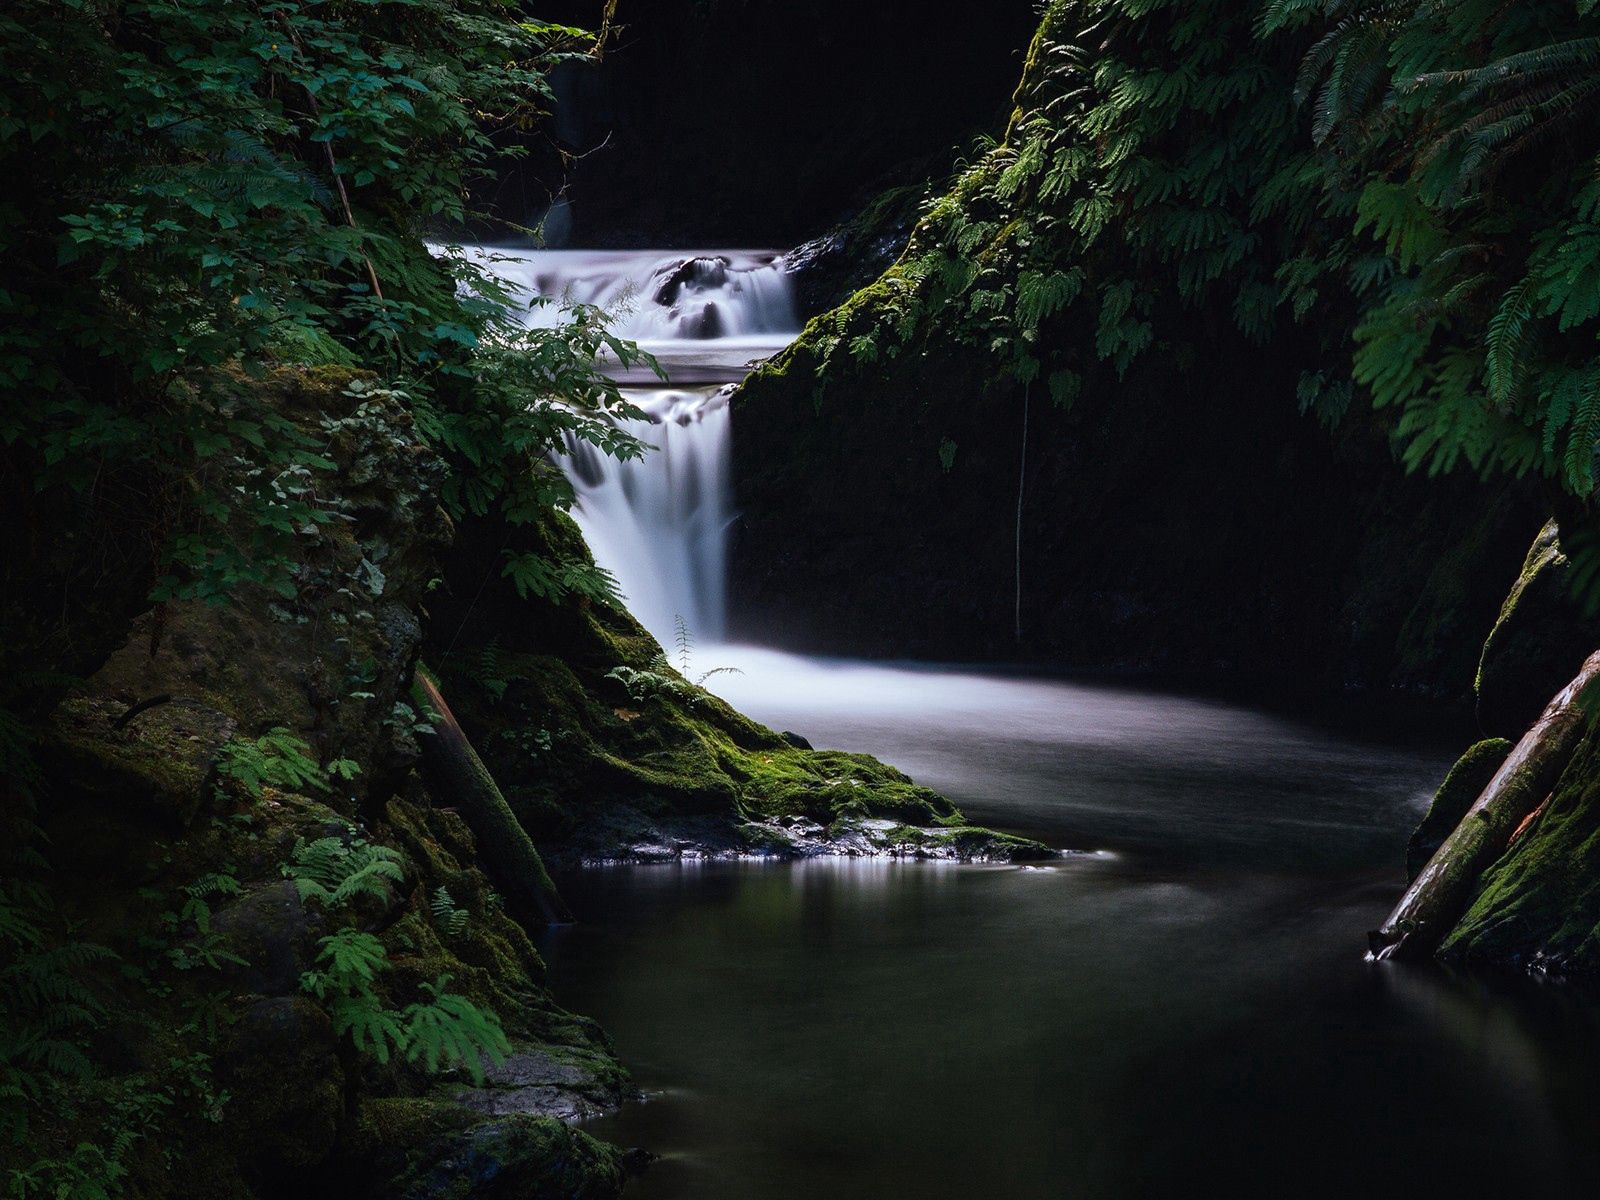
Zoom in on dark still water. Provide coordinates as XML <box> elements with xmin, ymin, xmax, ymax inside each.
<box><xmin>538</xmin><ymin>651</ymin><xmax>1600</xmax><ymax>1199</ymax></box>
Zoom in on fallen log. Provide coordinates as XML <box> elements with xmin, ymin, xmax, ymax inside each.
<box><xmin>1368</xmin><ymin>648</ymin><xmax>1600</xmax><ymax>962</ymax></box>
<box><xmin>411</xmin><ymin>667</ymin><xmax>572</xmax><ymax>925</ymax></box>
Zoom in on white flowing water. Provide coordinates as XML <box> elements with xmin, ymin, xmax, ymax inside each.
<box><xmin>462</xmin><ymin>243</ymin><xmax>1600</xmax><ymax>1199</ymax></box>
<box><xmin>470</xmin><ymin>246</ymin><xmax>796</xmax><ymax>645</ymax></box>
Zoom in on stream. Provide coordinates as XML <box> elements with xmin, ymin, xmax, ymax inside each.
<box><xmin>471</xmin><ymin>246</ymin><xmax>1600</xmax><ymax>1198</ymax></box>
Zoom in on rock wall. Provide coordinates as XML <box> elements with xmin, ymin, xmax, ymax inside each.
<box><xmin>723</xmin><ymin>3</ymin><xmax>1543</xmax><ymax>702</ymax></box>
<box><xmin>730</xmin><ymin>317</ymin><xmax>1539</xmax><ymax>699</ymax></box>
<box><xmin>24</xmin><ymin>369</ymin><xmax>632</xmax><ymax>1199</ymax></box>
<box><xmin>509</xmin><ymin>0</ymin><xmax>1040</xmax><ymax>246</ymax></box>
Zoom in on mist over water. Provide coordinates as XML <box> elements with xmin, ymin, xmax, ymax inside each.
<box><xmin>462</xmin><ymin>243</ymin><xmax>1600</xmax><ymax>1198</ymax></box>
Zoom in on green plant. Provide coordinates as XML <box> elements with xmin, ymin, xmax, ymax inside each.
<box><xmin>1</xmin><ymin>0</ymin><xmax>648</xmax><ymax>613</ymax></box>
<box><xmin>430</xmin><ymin>887</ymin><xmax>469</xmax><ymax>938</ymax></box>
<box><xmin>467</xmin><ymin>640</ymin><xmax>522</xmax><ymax>703</ymax></box>
<box><xmin>299</xmin><ymin>931</ymin><xmax>508</xmax><ymax>1084</ymax></box>
<box><xmin>282</xmin><ymin>827</ymin><xmax>404</xmax><ymax>908</ymax></box>
<box><xmin>216</xmin><ymin>727</ymin><xmax>330</xmax><ymax>797</ymax></box>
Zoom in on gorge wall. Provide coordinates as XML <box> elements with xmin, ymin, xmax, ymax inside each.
<box><xmin>500</xmin><ymin>1</ymin><xmax>1041</xmax><ymax>247</ymax></box>
<box><xmin>726</xmin><ymin>1</ymin><xmax>1553</xmax><ymax>703</ymax></box>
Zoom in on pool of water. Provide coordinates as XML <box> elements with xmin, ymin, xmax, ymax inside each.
<box><xmin>538</xmin><ymin>653</ymin><xmax>1600</xmax><ymax>1198</ymax></box>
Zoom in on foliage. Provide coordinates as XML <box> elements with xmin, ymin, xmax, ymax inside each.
<box><xmin>1</xmin><ymin>742</ymin><xmax>228</xmax><ymax>1199</ymax></box>
<box><xmin>1285</xmin><ymin>0</ymin><xmax>1600</xmax><ymax>495</ymax></box>
<box><xmin>793</xmin><ymin>0</ymin><xmax>1600</xmax><ymax>535</ymax></box>
<box><xmin>430</xmin><ymin>886</ymin><xmax>469</xmax><ymax>938</ymax></box>
<box><xmin>299</xmin><ymin>924</ymin><xmax>508</xmax><ymax>1084</ymax></box>
<box><xmin>0</xmin><ymin>0</ymin><xmax>642</xmax><ymax>609</ymax></box>
<box><xmin>606</xmin><ymin>620</ymin><xmax>741</xmax><ymax>707</ymax></box>
<box><xmin>282</xmin><ymin>826</ymin><xmax>404</xmax><ymax>908</ymax></box>
<box><xmin>284</xmin><ymin>825</ymin><xmax>505</xmax><ymax>1082</ymax></box>
<box><xmin>216</xmin><ymin>727</ymin><xmax>333</xmax><ymax>798</ymax></box>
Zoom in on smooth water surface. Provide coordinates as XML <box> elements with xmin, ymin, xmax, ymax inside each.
<box><xmin>542</xmin><ymin>656</ymin><xmax>1600</xmax><ymax>1199</ymax></box>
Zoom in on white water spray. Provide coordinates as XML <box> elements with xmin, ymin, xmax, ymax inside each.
<box><xmin>469</xmin><ymin>247</ymin><xmax>800</xmax><ymax>646</ymax></box>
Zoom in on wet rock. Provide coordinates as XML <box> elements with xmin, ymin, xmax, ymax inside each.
<box><xmin>219</xmin><ymin>996</ymin><xmax>342</xmax><ymax>1173</ymax></box>
<box><xmin>653</xmin><ymin>255</ymin><xmax>730</xmax><ymax>306</ymax></box>
<box><xmin>396</xmin><ymin>1115</ymin><xmax>626</xmax><ymax>1200</ymax></box>
<box><xmin>1476</xmin><ymin>521</ymin><xmax>1600</xmax><ymax>739</ymax></box>
<box><xmin>456</xmin><ymin>1047</ymin><xmax>630</xmax><ymax>1123</ymax></box>
<box><xmin>212</xmin><ymin>880</ymin><xmax>324</xmax><ymax>995</ymax></box>
<box><xmin>1407</xmin><ymin>738</ymin><xmax>1512</xmax><ymax>881</ymax></box>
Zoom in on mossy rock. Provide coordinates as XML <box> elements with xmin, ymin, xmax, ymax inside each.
<box><xmin>1440</xmin><ymin>724</ymin><xmax>1600</xmax><ymax>975</ymax></box>
<box><xmin>217</xmin><ymin>996</ymin><xmax>344</xmax><ymax>1174</ymax></box>
<box><xmin>427</xmin><ymin>507</ymin><xmax>980</xmax><ymax>856</ymax></box>
<box><xmin>1475</xmin><ymin>521</ymin><xmax>1600</xmax><ymax>739</ymax></box>
<box><xmin>392</xmin><ymin>1113</ymin><xmax>628</xmax><ymax>1200</ymax></box>
<box><xmin>1407</xmin><ymin>738</ymin><xmax>1513</xmax><ymax>881</ymax></box>
<box><xmin>43</xmin><ymin>693</ymin><xmax>236</xmax><ymax>829</ymax></box>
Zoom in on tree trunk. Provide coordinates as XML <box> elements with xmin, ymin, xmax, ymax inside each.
<box><xmin>1368</xmin><ymin>649</ymin><xmax>1600</xmax><ymax>962</ymax></box>
<box><xmin>411</xmin><ymin>668</ymin><xmax>573</xmax><ymax>925</ymax></box>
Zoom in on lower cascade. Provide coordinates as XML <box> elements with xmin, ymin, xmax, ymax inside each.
<box><xmin>477</xmin><ymin>246</ymin><xmax>801</xmax><ymax>647</ymax></box>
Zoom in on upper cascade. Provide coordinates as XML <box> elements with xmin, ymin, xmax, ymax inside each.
<box><xmin>464</xmin><ymin>247</ymin><xmax>799</xmax><ymax>343</ymax></box>
<box><xmin>459</xmin><ymin>243</ymin><xmax>803</xmax><ymax>646</ymax></box>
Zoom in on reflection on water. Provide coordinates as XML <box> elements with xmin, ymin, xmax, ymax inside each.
<box><xmin>539</xmin><ymin>660</ymin><xmax>1600</xmax><ymax>1199</ymax></box>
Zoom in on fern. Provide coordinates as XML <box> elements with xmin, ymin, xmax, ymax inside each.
<box><xmin>1485</xmin><ymin>277</ymin><xmax>1539</xmax><ymax>407</ymax></box>
<box><xmin>216</xmin><ymin>727</ymin><xmax>329</xmax><ymax>798</ymax></box>
<box><xmin>468</xmin><ymin>639</ymin><xmax>522</xmax><ymax>703</ymax></box>
<box><xmin>282</xmin><ymin>827</ymin><xmax>404</xmax><ymax>908</ymax></box>
<box><xmin>1563</xmin><ymin>369</ymin><xmax>1600</xmax><ymax>495</ymax></box>
<box><xmin>429</xmin><ymin>887</ymin><xmax>469</xmax><ymax>938</ymax></box>
<box><xmin>501</xmin><ymin>551</ymin><xmax>623</xmax><ymax>608</ymax></box>
<box><xmin>400</xmin><ymin>977</ymin><xmax>509</xmax><ymax>1084</ymax></box>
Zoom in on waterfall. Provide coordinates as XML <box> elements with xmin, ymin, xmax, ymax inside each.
<box><xmin>467</xmin><ymin>247</ymin><xmax>800</xmax><ymax>647</ymax></box>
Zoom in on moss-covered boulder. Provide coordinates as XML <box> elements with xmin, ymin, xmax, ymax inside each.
<box><xmin>1406</xmin><ymin>738</ymin><xmax>1513</xmax><ymax>881</ymax></box>
<box><xmin>424</xmin><ymin>508</ymin><xmax>1046</xmax><ymax>862</ymax></box>
<box><xmin>1440</xmin><ymin>723</ymin><xmax>1600</xmax><ymax>975</ymax></box>
<box><xmin>22</xmin><ymin>370</ymin><xmax>633</xmax><ymax>1198</ymax></box>
<box><xmin>1474</xmin><ymin>521</ymin><xmax>1600</xmax><ymax>739</ymax></box>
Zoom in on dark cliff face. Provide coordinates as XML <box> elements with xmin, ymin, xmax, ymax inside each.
<box><xmin>729</xmin><ymin>315</ymin><xmax>1540</xmax><ymax>702</ymax></box>
<box><xmin>505</xmin><ymin>1</ymin><xmax>1040</xmax><ymax>246</ymax></box>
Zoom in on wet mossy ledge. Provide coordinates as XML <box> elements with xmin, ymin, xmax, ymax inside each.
<box><xmin>424</xmin><ymin>508</ymin><xmax>1055</xmax><ymax>867</ymax></box>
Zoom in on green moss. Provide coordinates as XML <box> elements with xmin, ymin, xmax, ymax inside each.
<box><xmin>1476</xmin><ymin>521</ymin><xmax>1565</xmax><ymax>699</ymax></box>
<box><xmin>1407</xmin><ymin>738</ymin><xmax>1513</xmax><ymax>881</ymax></box>
<box><xmin>1440</xmin><ymin>723</ymin><xmax>1600</xmax><ymax>974</ymax></box>
<box><xmin>430</xmin><ymin>507</ymin><xmax>980</xmax><ymax>853</ymax></box>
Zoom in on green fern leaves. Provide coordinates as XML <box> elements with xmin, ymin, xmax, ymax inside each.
<box><xmin>401</xmin><ymin>977</ymin><xmax>509</xmax><ymax>1080</ymax></box>
<box><xmin>283</xmin><ymin>828</ymin><xmax>503</xmax><ymax>1082</ymax></box>
<box><xmin>430</xmin><ymin>887</ymin><xmax>469</xmax><ymax>938</ymax></box>
<box><xmin>217</xmin><ymin>728</ymin><xmax>332</xmax><ymax>798</ymax></box>
<box><xmin>283</xmin><ymin>828</ymin><xmax>404</xmax><ymax>908</ymax></box>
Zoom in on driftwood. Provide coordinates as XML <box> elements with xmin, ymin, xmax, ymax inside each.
<box><xmin>1368</xmin><ymin>648</ymin><xmax>1600</xmax><ymax>962</ymax></box>
<box><xmin>412</xmin><ymin>669</ymin><xmax>572</xmax><ymax>925</ymax></box>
